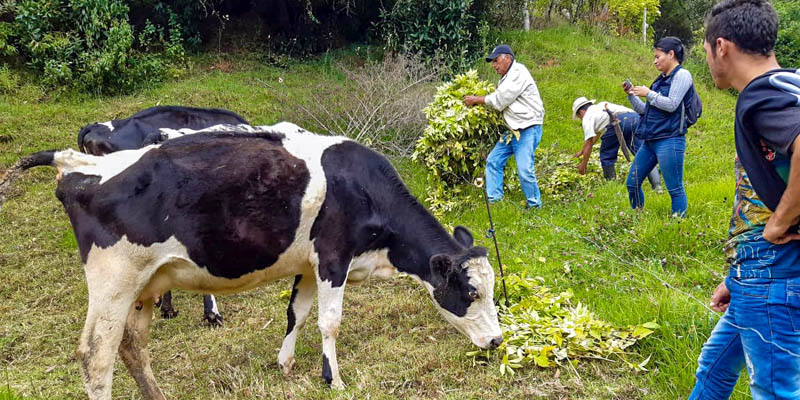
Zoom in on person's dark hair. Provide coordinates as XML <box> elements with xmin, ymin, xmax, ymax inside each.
<box><xmin>654</xmin><ymin>36</ymin><xmax>685</xmax><ymax>64</ymax></box>
<box><xmin>705</xmin><ymin>0</ymin><xmax>778</xmax><ymax>56</ymax></box>
<box><xmin>578</xmin><ymin>103</ymin><xmax>591</xmax><ymax>115</ymax></box>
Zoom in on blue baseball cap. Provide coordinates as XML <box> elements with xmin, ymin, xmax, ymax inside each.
<box><xmin>486</xmin><ymin>44</ymin><xmax>515</xmax><ymax>62</ymax></box>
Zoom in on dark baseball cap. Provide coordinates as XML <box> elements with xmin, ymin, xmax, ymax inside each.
<box><xmin>486</xmin><ymin>44</ymin><xmax>515</xmax><ymax>62</ymax></box>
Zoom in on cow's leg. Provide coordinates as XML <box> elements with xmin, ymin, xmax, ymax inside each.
<box><xmin>77</xmin><ymin>266</ymin><xmax>141</xmax><ymax>400</ymax></box>
<box><xmin>278</xmin><ymin>274</ymin><xmax>317</xmax><ymax>375</ymax></box>
<box><xmin>159</xmin><ymin>290</ymin><xmax>178</xmax><ymax>319</ymax></box>
<box><xmin>118</xmin><ymin>298</ymin><xmax>165</xmax><ymax>400</ymax></box>
<box><xmin>202</xmin><ymin>294</ymin><xmax>223</xmax><ymax>326</ymax></box>
<box><xmin>315</xmin><ymin>266</ymin><xmax>348</xmax><ymax>390</ymax></box>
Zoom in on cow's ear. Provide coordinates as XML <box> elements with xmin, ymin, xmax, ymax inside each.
<box><xmin>453</xmin><ymin>226</ymin><xmax>474</xmax><ymax>248</ymax></box>
<box><xmin>430</xmin><ymin>254</ymin><xmax>453</xmax><ymax>277</ymax></box>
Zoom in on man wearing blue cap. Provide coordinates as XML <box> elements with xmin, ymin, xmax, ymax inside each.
<box><xmin>464</xmin><ymin>44</ymin><xmax>545</xmax><ymax>209</ymax></box>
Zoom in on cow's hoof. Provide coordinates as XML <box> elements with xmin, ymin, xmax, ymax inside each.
<box><xmin>161</xmin><ymin>309</ymin><xmax>178</xmax><ymax>319</ymax></box>
<box><xmin>330</xmin><ymin>380</ymin><xmax>345</xmax><ymax>390</ymax></box>
<box><xmin>279</xmin><ymin>357</ymin><xmax>295</xmax><ymax>375</ymax></box>
<box><xmin>203</xmin><ymin>312</ymin><xmax>223</xmax><ymax>327</ymax></box>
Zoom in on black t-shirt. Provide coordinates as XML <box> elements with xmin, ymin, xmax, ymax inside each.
<box><xmin>735</xmin><ymin>68</ymin><xmax>800</xmax><ymax>211</ymax></box>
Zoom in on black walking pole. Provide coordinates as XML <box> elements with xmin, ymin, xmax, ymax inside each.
<box><xmin>474</xmin><ymin>177</ymin><xmax>510</xmax><ymax>307</ymax></box>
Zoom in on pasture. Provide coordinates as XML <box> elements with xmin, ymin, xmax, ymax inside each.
<box><xmin>1</xmin><ymin>26</ymin><xmax>748</xmax><ymax>399</ymax></box>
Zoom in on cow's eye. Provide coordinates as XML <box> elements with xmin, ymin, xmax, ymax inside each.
<box><xmin>469</xmin><ymin>290</ymin><xmax>479</xmax><ymax>300</ymax></box>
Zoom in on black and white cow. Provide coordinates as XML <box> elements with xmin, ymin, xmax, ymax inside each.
<box><xmin>16</xmin><ymin>124</ymin><xmax>502</xmax><ymax>399</ymax></box>
<box><xmin>77</xmin><ymin>105</ymin><xmax>249</xmax><ymax>155</ymax></box>
<box><xmin>78</xmin><ymin>105</ymin><xmax>250</xmax><ymax>325</ymax></box>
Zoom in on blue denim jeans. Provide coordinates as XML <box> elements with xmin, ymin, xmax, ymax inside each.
<box><xmin>625</xmin><ymin>135</ymin><xmax>687</xmax><ymax>216</ymax></box>
<box><xmin>486</xmin><ymin>124</ymin><xmax>542</xmax><ymax>208</ymax></box>
<box><xmin>689</xmin><ymin>276</ymin><xmax>800</xmax><ymax>399</ymax></box>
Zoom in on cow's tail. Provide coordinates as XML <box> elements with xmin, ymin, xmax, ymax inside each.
<box><xmin>0</xmin><ymin>150</ymin><xmax>57</xmax><ymax>211</ymax></box>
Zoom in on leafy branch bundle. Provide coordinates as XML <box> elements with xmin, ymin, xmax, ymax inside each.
<box><xmin>412</xmin><ymin>70</ymin><xmax>505</xmax><ymax>211</ymax></box>
<box><xmin>470</xmin><ymin>273</ymin><xmax>658</xmax><ymax>375</ymax></box>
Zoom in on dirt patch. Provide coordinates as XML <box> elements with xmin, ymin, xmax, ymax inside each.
<box><xmin>209</xmin><ymin>60</ymin><xmax>235</xmax><ymax>73</ymax></box>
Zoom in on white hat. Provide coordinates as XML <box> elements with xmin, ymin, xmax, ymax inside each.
<box><xmin>572</xmin><ymin>97</ymin><xmax>596</xmax><ymax>119</ymax></box>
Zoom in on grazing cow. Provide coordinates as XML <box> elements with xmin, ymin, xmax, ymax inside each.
<box><xmin>15</xmin><ymin>124</ymin><xmax>502</xmax><ymax>399</ymax></box>
<box><xmin>78</xmin><ymin>105</ymin><xmax>250</xmax><ymax>325</ymax></box>
<box><xmin>77</xmin><ymin>105</ymin><xmax>249</xmax><ymax>155</ymax></box>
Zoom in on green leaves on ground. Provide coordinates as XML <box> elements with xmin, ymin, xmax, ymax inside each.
<box><xmin>469</xmin><ymin>273</ymin><xmax>657</xmax><ymax>375</ymax></box>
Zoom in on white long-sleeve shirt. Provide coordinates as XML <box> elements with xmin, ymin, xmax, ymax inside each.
<box><xmin>581</xmin><ymin>102</ymin><xmax>636</xmax><ymax>141</ymax></box>
<box><xmin>485</xmin><ymin>61</ymin><xmax>545</xmax><ymax>130</ymax></box>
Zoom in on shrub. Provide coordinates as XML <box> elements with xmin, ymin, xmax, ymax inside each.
<box><xmin>412</xmin><ymin>69</ymin><xmax>506</xmax><ymax>211</ymax></box>
<box><xmin>775</xmin><ymin>0</ymin><xmax>800</xmax><ymax>68</ymax></box>
<box><xmin>378</xmin><ymin>0</ymin><xmax>491</xmax><ymax>73</ymax></box>
<box><xmin>10</xmin><ymin>0</ymin><xmax>185</xmax><ymax>94</ymax></box>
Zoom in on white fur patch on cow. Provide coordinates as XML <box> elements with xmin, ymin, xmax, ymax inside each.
<box><xmin>422</xmin><ymin>257</ymin><xmax>502</xmax><ymax>349</ymax></box>
<box><xmin>347</xmin><ymin>249</ymin><xmax>397</xmax><ymax>283</ymax></box>
<box><xmin>99</xmin><ymin>121</ymin><xmax>114</xmax><ymax>132</ymax></box>
<box><xmin>53</xmin><ymin>147</ymin><xmax>158</xmax><ymax>184</ymax></box>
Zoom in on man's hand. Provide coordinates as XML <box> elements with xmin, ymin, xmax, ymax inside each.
<box><xmin>577</xmin><ymin>162</ymin><xmax>587</xmax><ymax>175</ymax></box>
<box><xmin>573</xmin><ymin>151</ymin><xmax>582</xmax><ymax>159</ymax></box>
<box><xmin>463</xmin><ymin>95</ymin><xmax>484</xmax><ymax>107</ymax></box>
<box><xmin>630</xmin><ymin>86</ymin><xmax>651</xmax><ymax>97</ymax></box>
<box><xmin>709</xmin><ymin>280</ymin><xmax>731</xmax><ymax>313</ymax></box>
<box><xmin>763</xmin><ymin>214</ymin><xmax>800</xmax><ymax>244</ymax></box>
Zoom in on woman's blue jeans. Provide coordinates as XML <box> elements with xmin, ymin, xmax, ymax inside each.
<box><xmin>689</xmin><ymin>276</ymin><xmax>800</xmax><ymax>399</ymax></box>
<box><xmin>486</xmin><ymin>125</ymin><xmax>542</xmax><ymax>208</ymax></box>
<box><xmin>625</xmin><ymin>135</ymin><xmax>687</xmax><ymax>216</ymax></box>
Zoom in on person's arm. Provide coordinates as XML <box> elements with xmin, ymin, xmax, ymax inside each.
<box><xmin>631</xmin><ymin>69</ymin><xmax>692</xmax><ymax>113</ymax></box>
<box><xmin>764</xmin><ymin>135</ymin><xmax>800</xmax><ymax>244</ymax></box>
<box><xmin>576</xmin><ymin>136</ymin><xmax>598</xmax><ymax>175</ymax></box>
<box><xmin>626</xmin><ymin>92</ymin><xmax>646</xmax><ymax>114</ymax></box>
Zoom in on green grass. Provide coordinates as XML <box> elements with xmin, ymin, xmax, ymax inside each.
<box><xmin>0</xmin><ymin>26</ymin><xmax>749</xmax><ymax>399</ymax></box>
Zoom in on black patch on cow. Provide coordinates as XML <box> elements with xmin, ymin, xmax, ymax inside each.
<box><xmin>430</xmin><ymin>254</ymin><xmax>478</xmax><ymax>317</ymax></box>
<box><xmin>285</xmin><ymin>275</ymin><xmax>302</xmax><ymax>336</ymax></box>
<box><xmin>78</xmin><ymin>106</ymin><xmax>250</xmax><ymax>155</ymax></box>
<box><xmin>321</xmin><ymin>354</ymin><xmax>333</xmax><ymax>384</ymax></box>
<box><xmin>312</xmin><ymin>141</ymin><xmax>487</xmax><ymax>294</ymax></box>
<box><xmin>56</xmin><ymin>133</ymin><xmax>308</xmax><ymax>278</ymax></box>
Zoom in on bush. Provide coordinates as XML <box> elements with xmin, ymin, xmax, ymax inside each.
<box><xmin>9</xmin><ymin>0</ymin><xmax>185</xmax><ymax>94</ymax></box>
<box><xmin>280</xmin><ymin>52</ymin><xmax>442</xmax><ymax>158</ymax></box>
<box><xmin>775</xmin><ymin>0</ymin><xmax>800</xmax><ymax>68</ymax></box>
<box><xmin>412</xmin><ymin>70</ymin><xmax>506</xmax><ymax>211</ymax></box>
<box><xmin>378</xmin><ymin>0</ymin><xmax>491</xmax><ymax>73</ymax></box>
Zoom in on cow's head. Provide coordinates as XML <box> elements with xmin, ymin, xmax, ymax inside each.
<box><xmin>426</xmin><ymin>226</ymin><xmax>503</xmax><ymax>349</ymax></box>
<box><xmin>78</xmin><ymin>122</ymin><xmax>115</xmax><ymax>155</ymax></box>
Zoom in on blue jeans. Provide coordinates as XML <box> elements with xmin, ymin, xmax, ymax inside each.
<box><xmin>626</xmin><ymin>135</ymin><xmax>687</xmax><ymax>215</ymax></box>
<box><xmin>486</xmin><ymin>125</ymin><xmax>542</xmax><ymax>208</ymax></box>
<box><xmin>689</xmin><ymin>276</ymin><xmax>800</xmax><ymax>399</ymax></box>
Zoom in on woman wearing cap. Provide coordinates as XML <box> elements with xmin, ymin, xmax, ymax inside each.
<box><xmin>571</xmin><ymin>96</ymin><xmax>661</xmax><ymax>190</ymax></box>
<box><xmin>625</xmin><ymin>36</ymin><xmax>693</xmax><ymax>217</ymax></box>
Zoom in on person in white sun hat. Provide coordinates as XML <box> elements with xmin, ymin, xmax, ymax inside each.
<box><xmin>571</xmin><ymin>96</ymin><xmax>661</xmax><ymax>190</ymax></box>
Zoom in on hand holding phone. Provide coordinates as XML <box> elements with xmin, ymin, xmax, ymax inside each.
<box><xmin>623</xmin><ymin>79</ymin><xmax>633</xmax><ymax>91</ymax></box>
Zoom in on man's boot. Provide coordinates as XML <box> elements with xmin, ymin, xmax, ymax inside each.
<box><xmin>602</xmin><ymin>165</ymin><xmax>616</xmax><ymax>180</ymax></box>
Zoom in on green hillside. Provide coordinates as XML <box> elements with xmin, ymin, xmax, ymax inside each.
<box><xmin>0</xmin><ymin>26</ymin><xmax>749</xmax><ymax>399</ymax></box>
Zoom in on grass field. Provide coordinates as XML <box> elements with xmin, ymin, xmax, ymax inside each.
<box><xmin>0</xmin><ymin>26</ymin><xmax>751</xmax><ymax>399</ymax></box>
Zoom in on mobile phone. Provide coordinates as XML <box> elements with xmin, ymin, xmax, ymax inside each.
<box><xmin>624</xmin><ymin>79</ymin><xmax>633</xmax><ymax>90</ymax></box>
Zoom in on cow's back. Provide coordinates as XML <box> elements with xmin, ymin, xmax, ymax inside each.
<box><xmin>60</xmin><ymin>132</ymin><xmax>313</xmax><ymax>279</ymax></box>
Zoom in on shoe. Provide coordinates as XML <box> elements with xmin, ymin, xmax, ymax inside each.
<box><xmin>602</xmin><ymin>165</ymin><xmax>616</xmax><ymax>180</ymax></box>
<box><xmin>653</xmin><ymin>185</ymin><xmax>663</xmax><ymax>194</ymax></box>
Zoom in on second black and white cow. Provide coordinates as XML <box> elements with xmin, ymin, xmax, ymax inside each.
<box><xmin>77</xmin><ymin>105</ymin><xmax>249</xmax><ymax>155</ymax></box>
<box><xmin>78</xmin><ymin>105</ymin><xmax>250</xmax><ymax>325</ymax></box>
<box><xmin>18</xmin><ymin>124</ymin><xmax>502</xmax><ymax>400</ymax></box>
